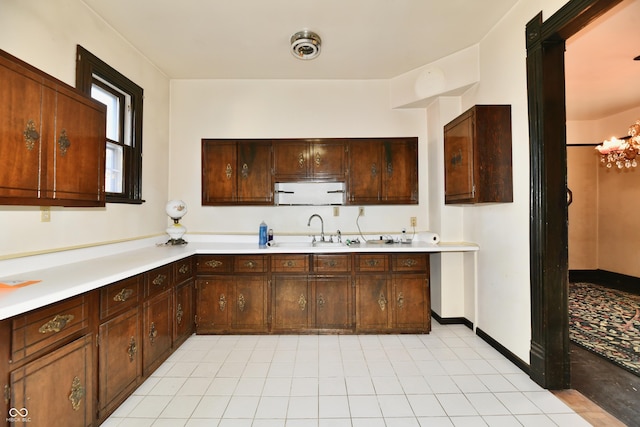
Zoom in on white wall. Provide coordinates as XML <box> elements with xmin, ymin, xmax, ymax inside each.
<box><xmin>0</xmin><ymin>0</ymin><xmax>171</xmax><ymax>258</ymax></box>
<box><xmin>168</xmin><ymin>79</ymin><xmax>427</xmax><ymax>237</ymax></box>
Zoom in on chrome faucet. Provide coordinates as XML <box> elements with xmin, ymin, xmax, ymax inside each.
<box><xmin>307</xmin><ymin>214</ymin><xmax>325</xmax><ymax>242</ymax></box>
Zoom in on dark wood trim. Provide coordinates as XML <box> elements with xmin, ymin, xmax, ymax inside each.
<box><xmin>430</xmin><ymin>311</ymin><xmax>473</xmax><ymax>330</ymax></box>
<box><xmin>476</xmin><ymin>328</ymin><xmax>530</xmax><ymax>376</ymax></box>
<box><xmin>525</xmin><ymin>0</ymin><xmax>624</xmax><ymax>389</ymax></box>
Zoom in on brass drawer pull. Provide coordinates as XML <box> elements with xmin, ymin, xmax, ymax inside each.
<box><xmin>238</xmin><ymin>294</ymin><xmax>246</xmax><ymax>312</ymax></box>
<box><xmin>24</xmin><ymin>119</ymin><xmax>39</xmax><ymax>150</ymax></box>
<box><xmin>127</xmin><ymin>337</ymin><xmax>137</xmax><ymax>362</ymax></box>
<box><xmin>205</xmin><ymin>260</ymin><xmax>223</xmax><ymax>269</ymax></box>
<box><xmin>219</xmin><ymin>294</ymin><xmax>227</xmax><ymax>311</ymax></box>
<box><xmin>69</xmin><ymin>376</ymin><xmax>84</xmax><ymax>411</ymax></box>
<box><xmin>149</xmin><ymin>322</ymin><xmax>157</xmax><ymax>345</ymax></box>
<box><xmin>365</xmin><ymin>259</ymin><xmax>380</xmax><ymax>267</ymax></box>
<box><xmin>113</xmin><ymin>288</ymin><xmax>133</xmax><ymax>302</ymax></box>
<box><xmin>284</xmin><ymin>260</ymin><xmax>297</xmax><ymax>268</ymax></box>
<box><xmin>178</xmin><ymin>264</ymin><xmax>190</xmax><ymax>274</ymax></box>
<box><xmin>39</xmin><ymin>314</ymin><xmax>74</xmax><ymax>334</ymax></box>
<box><xmin>402</xmin><ymin>259</ymin><xmax>417</xmax><ymax>267</ymax></box>
<box><xmin>397</xmin><ymin>292</ymin><xmax>405</xmax><ymax>309</ymax></box>
<box><xmin>244</xmin><ymin>260</ymin><xmax>257</xmax><ymax>269</ymax></box>
<box><xmin>298</xmin><ymin>294</ymin><xmax>307</xmax><ymax>311</ymax></box>
<box><xmin>152</xmin><ymin>274</ymin><xmax>167</xmax><ymax>286</ymax></box>
<box><xmin>325</xmin><ymin>260</ymin><xmax>337</xmax><ymax>268</ymax></box>
<box><xmin>176</xmin><ymin>303</ymin><xmax>184</xmax><ymax>324</ymax></box>
<box><xmin>378</xmin><ymin>293</ymin><xmax>387</xmax><ymax>311</ymax></box>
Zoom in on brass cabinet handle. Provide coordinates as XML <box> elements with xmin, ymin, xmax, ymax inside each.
<box><xmin>23</xmin><ymin>119</ymin><xmax>39</xmax><ymax>150</ymax></box>
<box><xmin>113</xmin><ymin>288</ymin><xmax>133</xmax><ymax>302</ymax></box>
<box><xmin>317</xmin><ymin>294</ymin><xmax>325</xmax><ymax>310</ymax></box>
<box><xmin>39</xmin><ymin>314</ymin><xmax>74</xmax><ymax>334</ymax></box>
<box><xmin>365</xmin><ymin>259</ymin><xmax>379</xmax><ymax>267</ymax></box>
<box><xmin>387</xmin><ymin>162</ymin><xmax>393</xmax><ymax>176</ymax></box>
<box><xmin>68</xmin><ymin>376</ymin><xmax>84</xmax><ymax>411</ymax></box>
<box><xmin>377</xmin><ymin>293</ymin><xmax>387</xmax><ymax>311</ymax></box>
<box><xmin>244</xmin><ymin>260</ymin><xmax>257</xmax><ymax>269</ymax></box>
<box><xmin>238</xmin><ymin>294</ymin><xmax>246</xmax><ymax>312</ymax></box>
<box><xmin>127</xmin><ymin>336</ymin><xmax>137</xmax><ymax>362</ymax></box>
<box><xmin>402</xmin><ymin>259</ymin><xmax>417</xmax><ymax>267</ymax></box>
<box><xmin>58</xmin><ymin>129</ymin><xmax>71</xmax><ymax>156</ymax></box>
<box><xmin>371</xmin><ymin>163</ymin><xmax>377</xmax><ymax>177</ymax></box>
<box><xmin>298</xmin><ymin>293</ymin><xmax>307</xmax><ymax>311</ymax></box>
<box><xmin>324</xmin><ymin>260</ymin><xmax>337</xmax><ymax>268</ymax></box>
<box><xmin>397</xmin><ymin>292</ymin><xmax>405</xmax><ymax>309</ymax></box>
<box><xmin>219</xmin><ymin>294</ymin><xmax>227</xmax><ymax>311</ymax></box>
<box><xmin>149</xmin><ymin>322</ymin><xmax>157</xmax><ymax>345</ymax></box>
<box><xmin>225</xmin><ymin>163</ymin><xmax>232</xmax><ymax>179</ymax></box>
<box><xmin>205</xmin><ymin>260</ymin><xmax>223</xmax><ymax>269</ymax></box>
<box><xmin>178</xmin><ymin>263</ymin><xmax>190</xmax><ymax>274</ymax></box>
<box><xmin>284</xmin><ymin>260</ymin><xmax>297</xmax><ymax>268</ymax></box>
<box><xmin>176</xmin><ymin>303</ymin><xmax>184</xmax><ymax>324</ymax></box>
<box><xmin>152</xmin><ymin>274</ymin><xmax>167</xmax><ymax>286</ymax></box>
<box><xmin>241</xmin><ymin>163</ymin><xmax>249</xmax><ymax>179</ymax></box>
<box><xmin>298</xmin><ymin>152</ymin><xmax>305</xmax><ymax>168</ymax></box>
<box><xmin>315</xmin><ymin>152</ymin><xmax>321</xmax><ymax>166</ymax></box>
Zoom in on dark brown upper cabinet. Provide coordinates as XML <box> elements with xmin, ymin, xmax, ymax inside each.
<box><xmin>0</xmin><ymin>49</ymin><xmax>106</xmax><ymax>206</ymax></box>
<box><xmin>348</xmin><ymin>138</ymin><xmax>418</xmax><ymax>205</ymax></box>
<box><xmin>201</xmin><ymin>139</ymin><xmax>273</xmax><ymax>205</ymax></box>
<box><xmin>273</xmin><ymin>139</ymin><xmax>347</xmax><ymax>181</ymax></box>
<box><xmin>444</xmin><ymin>105</ymin><xmax>512</xmax><ymax>204</ymax></box>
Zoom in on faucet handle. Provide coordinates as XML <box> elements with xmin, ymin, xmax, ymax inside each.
<box><xmin>337</xmin><ymin>230</ymin><xmax>342</xmax><ymax>243</ymax></box>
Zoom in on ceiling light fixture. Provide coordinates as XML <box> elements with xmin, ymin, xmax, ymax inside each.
<box><xmin>290</xmin><ymin>30</ymin><xmax>321</xmax><ymax>60</ymax></box>
<box><xmin>595</xmin><ymin>120</ymin><xmax>640</xmax><ymax>168</ymax></box>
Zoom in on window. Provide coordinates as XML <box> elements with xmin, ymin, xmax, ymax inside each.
<box><xmin>76</xmin><ymin>45</ymin><xmax>144</xmax><ymax>204</ymax></box>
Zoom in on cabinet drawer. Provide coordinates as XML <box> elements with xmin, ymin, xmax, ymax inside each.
<box><xmin>392</xmin><ymin>254</ymin><xmax>429</xmax><ymax>272</ymax></box>
<box><xmin>175</xmin><ymin>257</ymin><xmax>194</xmax><ymax>284</ymax></box>
<box><xmin>11</xmin><ymin>294</ymin><xmax>90</xmax><ymax>363</ymax></box>
<box><xmin>145</xmin><ymin>264</ymin><xmax>173</xmax><ymax>298</ymax></box>
<box><xmin>235</xmin><ymin>255</ymin><xmax>267</xmax><ymax>273</ymax></box>
<box><xmin>271</xmin><ymin>255</ymin><xmax>310</xmax><ymax>273</ymax></box>
<box><xmin>314</xmin><ymin>254</ymin><xmax>352</xmax><ymax>273</ymax></box>
<box><xmin>355</xmin><ymin>254</ymin><xmax>389</xmax><ymax>272</ymax></box>
<box><xmin>196</xmin><ymin>255</ymin><xmax>233</xmax><ymax>273</ymax></box>
<box><xmin>100</xmin><ymin>275</ymin><xmax>141</xmax><ymax>319</ymax></box>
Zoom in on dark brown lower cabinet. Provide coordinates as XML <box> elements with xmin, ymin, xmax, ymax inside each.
<box><xmin>272</xmin><ymin>275</ymin><xmax>311</xmax><ymax>332</ymax></box>
<box><xmin>98</xmin><ymin>308</ymin><xmax>141</xmax><ymax>420</ymax></box>
<box><xmin>142</xmin><ymin>289</ymin><xmax>173</xmax><ymax>375</ymax></box>
<box><xmin>393</xmin><ymin>273</ymin><xmax>430</xmax><ymax>331</ymax></box>
<box><xmin>315</xmin><ymin>276</ymin><xmax>352</xmax><ymax>331</ymax></box>
<box><xmin>355</xmin><ymin>274</ymin><xmax>391</xmax><ymax>331</ymax></box>
<box><xmin>174</xmin><ymin>280</ymin><xmax>195</xmax><ymax>346</ymax></box>
<box><xmin>9</xmin><ymin>334</ymin><xmax>94</xmax><ymax>427</ymax></box>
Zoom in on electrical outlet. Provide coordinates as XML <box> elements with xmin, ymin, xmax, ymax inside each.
<box><xmin>41</xmin><ymin>206</ymin><xmax>51</xmax><ymax>222</ymax></box>
<box><xmin>333</xmin><ymin>206</ymin><xmax>340</xmax><ymax>217</ymax></box>
<box><xmin>410</xmin><ymin>217</ymin><xmax>417</xmax><ymax>227</ymax></box>
<box><xmin>358</xmin><ymin>206</ymin><xmax>365</xmax><ymax>216</ymax></box>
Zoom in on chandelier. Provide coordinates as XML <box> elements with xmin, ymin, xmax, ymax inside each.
<box><xmin>595</xmin><ymin>120</ymin><xmax>640</xmax><ymax>168</ymax></box>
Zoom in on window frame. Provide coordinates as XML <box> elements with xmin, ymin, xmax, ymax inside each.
<box><xmin>75</xmin><ymin>45</ymin><xmax>144</xmax><ymax>204</ymax></box>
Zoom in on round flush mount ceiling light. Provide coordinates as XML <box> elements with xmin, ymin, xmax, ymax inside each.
<box><xmin>290</xmin><ymin>30</ymin><xmax>321</xmax><ymax>60</ymax></box>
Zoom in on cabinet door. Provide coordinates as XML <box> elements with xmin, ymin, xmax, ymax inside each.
<box><xmin>311</xmin><ymin>140</ymin><xmax>346</xmax><ymax>180</ymax></box>
<box><xmin>98</xmin><ymin>308</ymin><xmax>141</xmax><ymax>419</ymax></box>
<box><xmin>49</xmin><ymin>87</ymin><xmax>105</xmax><ymax>205</ymax></box>
<box><xmin>233</xmin><ymin>275</ymin><xmax>268</xmax><ymax>332</ymax></box>
<box><xmin>0</xmin><ymin>59</ymin><xmax>45</xmax><ymax>201</ymax></box>
<box><xmin>10</xmin><ymin>335</ymin><xmax>93</xmax><ymax>427</ymax></box>
<box><xmin>355</xmin><ymin>274</ymin><xmax>390</xmax><ymax>331</ymax></box>
<box><xmin>142</xmin><ymin>289</ymin><xmax>172</xmax><ymax>375</ymax></box>
<box><xmin>444</xmin><ymin>112</ymin><xmax>475</xmax><ymax>202</ymax></box>
<box><xmin>392</xmin><ymin>274</ymin><xmax>429</xmax><ymax>331</ymax></box>
<box><xmin>237</xmin><ymin>140</ymin><xmax>273</xmax><ymax>204</ymax></box>
<box><xmin>196</xmin><ymin>277</ymin><xmax>232</xmax><ymax>333</ymax></box>
<box><xmin>202</xmin><ymin>140</ymin><xmax>237</xmax><ymax>204</ymax></box>
<box><xmin>348</xmin><ymin>140</ymin><xmax>382</xmax><ymax>203</ymax></box>
<box><xmin>174</xmin><ymin>280</ymin><xmax>194</xmax><ymax>345</ymax></box>
<box><xmin>382</xmin><ymin>139</ymin><xmax>418</xmax><ymax>203</ymax></box>
<box><xmin>272</xmin><ymin>275</ymin><xmax>311</xmax><ymax>331</ymax></box>
<box><xmin>273</xmin><ymin>140</ymin><xmax>309</xmax><ymax>180</ymax></box>
<box><xmin>314</xmin><ymin>275</ymin><xmax>352</xmax><ymax>330</ymax></box>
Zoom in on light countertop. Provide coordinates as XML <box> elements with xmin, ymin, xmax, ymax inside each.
<box><xmin>0</xmin><ymin>235</ymin><xmax>478</xmax><ymax>321</ymax></box>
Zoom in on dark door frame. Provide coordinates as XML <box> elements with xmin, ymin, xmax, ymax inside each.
<box><xmin>526</xmin><ymin>0</ymin><xmax>623</xmax><ymax>388</ymax></box>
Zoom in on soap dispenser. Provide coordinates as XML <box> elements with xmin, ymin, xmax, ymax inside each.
<box><xmin>259</xmin><ymin>221</ymin><xmax>268</xmax><ymax>248</ymax></box>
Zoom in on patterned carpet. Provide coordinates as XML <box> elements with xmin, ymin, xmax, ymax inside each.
<box><xmin>569</xmin><ymin>282</ymin><xmax>640</xmax><ymax>376</ymax></box>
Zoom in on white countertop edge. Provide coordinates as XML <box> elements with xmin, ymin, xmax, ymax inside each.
<box><xmin>0</xmin><ymin>237</ymin><xmax>478</xmax><ymax>321</ymax></box>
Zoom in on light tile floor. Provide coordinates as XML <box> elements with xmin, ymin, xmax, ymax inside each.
<box><xmin>103</xmin><ymin>322</ymin><xmax>593</xmax><ymax>426</ymax></box>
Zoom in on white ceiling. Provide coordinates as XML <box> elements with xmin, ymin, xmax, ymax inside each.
<box><xmin>82</xmin><ymin>0</ymin><xmax>639</xmax><ymax>121</ymax></box>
